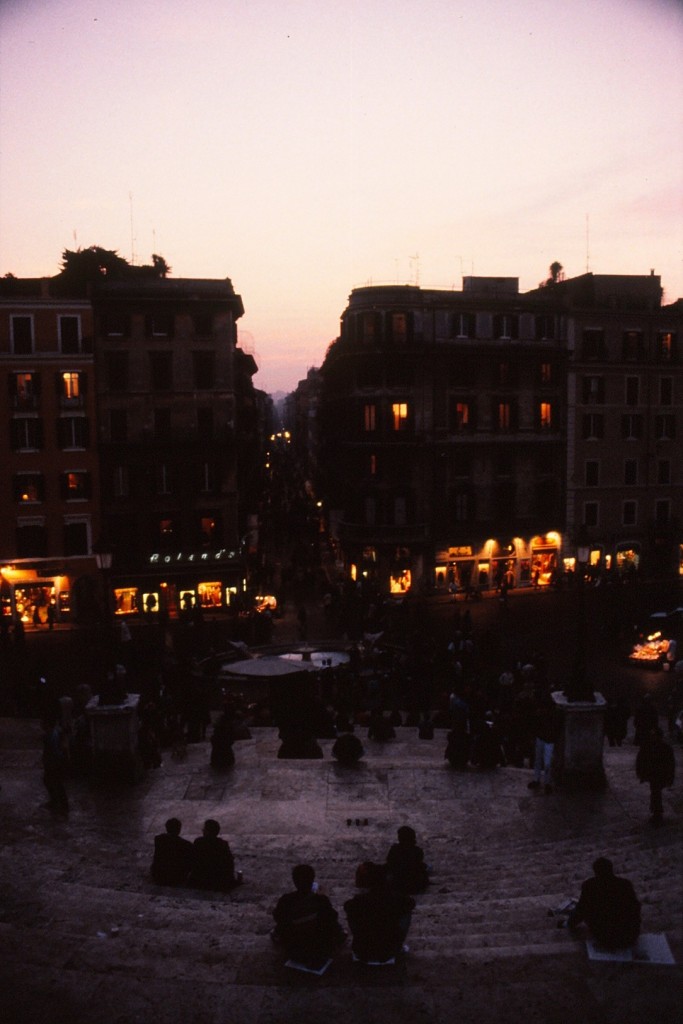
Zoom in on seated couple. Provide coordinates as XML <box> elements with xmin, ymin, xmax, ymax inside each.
<box><xmin>151</xmin><ymin>818</ymin><xmax>242</xmax><ymax>892</ymax></box>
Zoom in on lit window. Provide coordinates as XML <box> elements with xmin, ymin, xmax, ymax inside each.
<box><xmin>363</xmin><ymin>403</ymin><xmax>376</xmax><ymax>431</ymax></box>
<box><xmin>369</xmin><ymin>454</ymin><xmax>377</xmax><ymax>476</ymax></box>
<box><xmin>392</xmin><ymin>402</ymin><xmax>408</xmax><ymax>431</ymax></box>
<box><xmin>540</xmin><ymin>362</ymin><xmax>552</xmax><ymax>383</ymax></box>
<box><xmin>456</xmin><ymin>402</ymin><xmax>469</xmax><ymax>429</ymax></box>
<box><xmin>539</xmin><ymin>402</ymin><xmax>552</xmax><ymax>430</ymax></box>
<box><xmin>62</xmin><ymin>372</ymin><xmax>81</xmax><ymax>400</ymax></box>
<box><xmin>657</xmin><ymin>332</ymin><xmax>676</xmax><ymax>362</ymax></box>
<box><xmin>497</xmin><ymin>402</ymin><xmax>511</xmax><ymax>430</ymax></box>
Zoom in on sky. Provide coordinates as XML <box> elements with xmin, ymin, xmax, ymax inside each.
<box><xmin>1</xmin><ymin>0</ymin><xmax>682</xmax><ymax>395</ymax></box>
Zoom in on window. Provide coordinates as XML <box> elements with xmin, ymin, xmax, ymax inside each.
<box><xmin>11</xmin><ymin>417</ymin><xmax>43</xmax><ymax>450</ymax></box>
<box><xmin>61</xmin><ymin>471</ymin><xmax>90</xmax><ymax>500</ymax></box>
<box><xmin>625</xmin><ymin>376</ymin><xmax>639</xmax><ymax>407</ymax></box>
<box><xmin>391</xmin><ymin>313</ymin><xmax>407</xmax><ymax>342</ymax></box>
<box><xmin>10</xmin><ymin>372</ymin><xmax>40</xmax><ymax>409</ymax></box>
<box><xmin>655</xmin><ymin>499</ymin><xmax>671</xmax><ymax>524</ymax></box>
<box><xmin>369</xmin><ymin>453</ymin><xmax>377</xmax><ymax>476</ymax></box>
<box><xmin>363</xmin><ymin>403</ymin><xmax>377</xmax><ymax>431</ymax></box>
<box><xmin>197</xmin><ymin>408</ymin><xmax>213</xmax><ymax>439</ymax></box>
<box><xmin>147</xmin><ymin>314</ymin><xmax>174</xmax><ymax>337</ymax></box>
<box><xmin>104</xmin><ymin>313</ymin><xmax>129</xmax><ymax>336</ymax></box>
<box><xmin>621</xmin><ymin>414</ymin><xmax>643</xmax><ymax>440</ymax></box>
<box><xmin>13</xmin><ymin>473</ymin><xmax>44</xmax><ymax>503</ymax></box>
<box><xmin>582</xmin><ymin>413</ymin><xmax>604</xmax><ymax>439</ymax></box>
<box><xmin>622</xmin><ymin>330</ymin><xmax>644</xmax><ymax>362</ymax></box>
<box><xmin>156</xmin><ymin>464</ymin><xmax>172</xmax><ymax>495</ymax></box>
<box><xmin>64</xmin><ymin>521</ymin><xmax>88</xmax><ymax>556</ymax></box>
<box><xmin>582</xmin><ymin>376</ymin><xmax>605</xmax><ymax>404</ymax></box>
<box><xmin>106</xmin><ymin>352</ymin><xmax>129</xmax><ymax>391</ymax></box>
<box><xmin>362</xmin><ymin>313</ymin><xmax>377</xmax><ymax>343</ymax></box>
<box><xmin>582</xmin><ymin>329</ymin><xmax>605</xmax><ymax>360</ymax></box>
<box><xmin>493</xmin><ymin>314</ymin><xmax>519</xmax><ymax>340</ymax></box>
<box><xmin>535</xmin><ymin>315</ymin><xmax>555</xmax><ymax>340</ymax></box>
<box><xmin>623</xmin><ymin>501</ymin><xmax>637</xmax><ymax>527</ymax></box>
<box><xmin>193</xmin><ymin>351</ymin><xmax>215</xmax><ymax>389</ymax></box>
<box><xmin>199</xmin><ymin>462</ymin><xmax>215</xmax><ymax>493</ymax></box>
<box><xmin>394</xmin><ymin>496</ymin><xmax>407</xmax><ymax>525</ymax></box>
<box><xmin>392</xmin><ymin>402</ymin><xmax>408</xmax><ymax>431</ymax></box>
<box><xmin>583</xmin><ymin>501</ymin><xmax>599</xmax><ymax>527</ymax></box>
<box><xmin>59</xmin><ymin>371</ymin><xmax>84</xmax><ymax>405</ymax></box>
<box><xmin>655</xmin><ymin>414</ymin><xmax>676</xmax><ymax>440</ymax></box>
<box><xmin>154</xmin><ymin>408</ymin><xmax>171</xmax><ymax>438</ymax></box>
<box><xmin>495</xmin><ymin>400</ymin><xmax>517</xmax><ymax>431</ymax></box>
<box><xmin>539</xmin><ymin>361</ymin><xmax>553</xmax><ymax>384</ymax></box>
<box><xmin>498</xmin><ymin>361</ymin><xmax>517</xmax><ymax>385</ymax></box>
<box><xmin>113</xmin><ymin>465</ymin><xmax>129</xmax><ymax>498</ymax></box>
<box><xmin>150</xmin><ymin>351</ymin><xmax>173</xmax><ymax>391</ymax></box>
<box><xmin>657</xmin><ymin>460</ymin><xmax>671</xmax><ymax>485</ymax></box>
<box><xmin>539</xmin><ymin>402</ymin><xmax>553</xmax><ymax>430</ymax></box>
<box><xmin>159</xmin><ymin>518</ymin><xmax>175</xmax><ymax>544</ymax></box>
<box><xmin>364</xmin><ymin>496</ymin><xmax>376</xmax><ymax>525</ymax></box>
<box><xmin>660</xmin><ymin>377</ymin><xmax>673</xmax><ymax>405</ymax></box>
<box><xmin>451</xmin><ymin>312</ymin><xmax>475</xmax><ymax>338</ymax></box>
<box><xmin>110</xmin><ymin>409</ymin><xmax>128</xmax><ymax>442</ymax></box>
<box><xmin>449</xmin><ymin>399</ymin><xmax>471</xmax><ymax>432</ymax></box>
<box><xmin>656</xmin><ymin>332</ymin><xmax>677</xmax><ymax>363</ymax></box>
<box><xmin>585</xmin><ymin>461</ymin><xmax>599</xmax><ymax>487</ymax></box>
<box><xmin>16</xmin><ymin>522</ymin><xmax>47</xmax><ymax>557</ymax></box>
<box><xmin>11</xmin><ymin>315</ymin><xmax>33</xmax><ymax>354</ymax></box>
<box><xmin>59</xmin><ymin>316</ymin><xmax>80</xmax><ymax>353</ymax></box>
<box><xmin>58</xmin><ymin>416</ymin><xmax>89</xmax><ymax>449</ymax></box>
<box><xmin>497</xmin><ymin>401</ymin><xmax>511</xmax><ymax>431</ymax></box>
<box><xmin>624</xmin><ymin>459</ymin><xmax>638</xmax><ymax>486</ymax></box>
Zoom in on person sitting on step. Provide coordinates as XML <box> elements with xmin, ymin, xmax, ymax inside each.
<box><xmin>271</xmin><ymin>864</ymin><xmax>346</xmax><ymax>964</ymax></box>
<box><xmin>567</xmin><ymin>857</ymin><xmax>641</xmax><ymax>950</ymax></box>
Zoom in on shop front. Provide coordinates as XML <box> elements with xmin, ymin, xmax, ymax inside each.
<box><xmin>0</xmin><ymin>562</ymin><xmax>73</xmax><ymax>624</ymax></box>
<box><xmin>530</xmin><ymin>535</ymin><xmax>560</xmax><ymax>587</ymax></box>
<box><xmin>111</xmin><ymin>549</ymin><xmax>246</xmax><ymax>619</ymax></box>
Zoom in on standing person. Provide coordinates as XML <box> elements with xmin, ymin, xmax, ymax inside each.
<box><xmin>527</xmin><ymin>689</ymin><xmax>560</xmax><ymax>794</ymax></box>
<box><xmin>151</xmin><ymin>818</ymin><xmax>193</xmax><ymax>886</ymax></box>
<box><xmin>344</xmin><ymin>862</ymin><xmax>415</xmax><ymax>964</ymax></box>
<box><xmin>41</xmin><ymin>715</ymin><xmax>69</xmax><ymax>815</ymax></box>
<box><xmin>567</xmin><ymin>857</ymin><xmax>641</xmax><ymax>950</ymax></box>
<box><xmin>188</xmin><ymin>819</ymin><xmax>241</xmax><ymax>891</ymax></box>
<box><xmin>635</xmin><ymin>726</ymin><xmax>676</xmax><ymax>826</ymax></box>
<box><xmin>271</xmin><ymin>864</ymin><xmax>346</xmax><ymax>964</ymax></box>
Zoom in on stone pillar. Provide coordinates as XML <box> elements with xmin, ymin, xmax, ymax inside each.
<box><xmin>86</xmin><ymin>693</ymin><xmax>144</xmax><ymax>783</ymax></box>
<box><xmin>552</xmin><ymin>690</ymin><xmax>607</xmax><ymax>791</ymax></box>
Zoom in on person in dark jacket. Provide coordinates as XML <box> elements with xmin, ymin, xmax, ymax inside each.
<box><xmin>344</xmin><ymin>862</ymin><xmax>415</xmax><ymax>964</ymax></box>
<box><xmin>188</xmin><ymin>819</ymin><xmax>240</xmax><ymax>891</ymax></box>
<box><xmin>271</xmin><ymin>864</ymin><xmax>345</xmax><ymax>962</ymax></box>
<box><xmin>385</xmin><ymin>826</ymin><xmax>429</xmax><ymax>894</ymax></box>
<box><xmin>527</xmin><ymin>689</ymin><xmax>561</xmax><ymax>794</ymax></box>
<box><xmin>635</xmin><ymin>726</ymin><xmax>676</xmax><ymax>825</ymax></box>
<box><xmin>151</xmin><ymin>817</ymin><xmax>193</xmax><ymax>886</ymax></box>
<box><xmin>567</xmin><ymin>857</ymin><xmax>641</xmax><ymax>950</ymax></box>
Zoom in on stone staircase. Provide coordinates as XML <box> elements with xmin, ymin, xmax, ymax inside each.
<box><xmin>1</xmin><ymin>722</ymin><xmax>681</xmax><ymax>1023</ymax></box>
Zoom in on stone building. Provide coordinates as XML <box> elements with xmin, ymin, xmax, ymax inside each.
<box><xmin>318</xmin><ymin>273</ymin><xmax>682</xmax><ymax>594</ymax></box>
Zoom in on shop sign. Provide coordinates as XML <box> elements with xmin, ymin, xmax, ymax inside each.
<box><xmin>148</xmin><ymin>549</ymin><xmax>239</xmax><ymax>565</ymax></box>
<box><xmin>448</xmin><ymin>546</ymin><xmax>473</xmax><ymax>557</ymax></box>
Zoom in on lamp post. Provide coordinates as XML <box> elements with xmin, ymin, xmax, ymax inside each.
<box><xmin>564</xmin><ymin>544</ymin><xmax>594</xmax><ymax>703</ymax></box>
<box><xmin>93</xmin><ymin>544</ymin><xmax>113</xmax><ymax>624</ymax></box>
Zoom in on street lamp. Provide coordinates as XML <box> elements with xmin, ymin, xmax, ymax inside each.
<box><xmin>564</xmin><ymin>543</ymin><xmax>595</xmax><ymax>702</ymax></box>
<box><xmin>93</xmin><ymin>541</ymin><xmax>113</xmax><ymax>626</ymax></box>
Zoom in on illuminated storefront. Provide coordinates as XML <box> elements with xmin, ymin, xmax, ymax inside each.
<box><xmin>110</xmin><ymin>548</ymin><xmax>245</xmax><ymax>618</ymax></box>
<box><xmin>0</xmin><ymin>563</ymin><xmax>71</xmax><ymax>623</ymax></box>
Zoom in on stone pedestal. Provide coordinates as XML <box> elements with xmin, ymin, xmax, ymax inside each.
<box><xmin>86</xmin><ymin>693</ymin><xmax>144</xmax><ymax>782</ymax></box>
<box><xmin>552</xmin><ymin>690</ymin><xmax>607</xmax><ymax>791</ymax></box>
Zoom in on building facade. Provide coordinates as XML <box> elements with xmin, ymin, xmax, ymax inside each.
<box><xmin>318</xmin><ymin>274</ymin><xmax>682</xmax><ymax>594</ymax></box>
<box><xmin>0</xmin><ymin>278</ymin><xmax>100</xmax><ymax>624</ymax></box>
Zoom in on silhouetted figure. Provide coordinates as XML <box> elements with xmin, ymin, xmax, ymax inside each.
<box><xmin>604</xmin><ymin>698</ymin><xmax>630</xmax><ymax>747</ymax></box>
<box><xmin>151</xmin><ymin>817</ymin><xmax>193</xmax><ymax>886</ymax></box>
<box><xmin>332</xmin><ymin>732</ymin><xmax>364</xmax><ymax>765</ymax></box>
<box><xmin>210</xmin><ymin>711</ymin><xmax>236</xmax><ymax>770</ymax></box>
<box><xmin>344</xmin><ymin>862</ymin><xmax>415</xmax><ymax>964</ymax></box>
<box><xmin>444</xmin><ymin>723</ymin><xmax>470</xmax><ymax>769</ymax></box>
<box><xmin>277</xmin><ymin>727</ymin><xmax>323</xmax><ymax>759</ymax></box>
<box><xmin>567</xmin><ymin>857</ymin><xmax>641</xmax><ymax>950</ymax></box>
<box><xmin>635</xmin><ymin>726</ymin><xmax>676</xmax><ymax>825</ymax></box>
<box><xmin>367</xmin><ymin>708</ymin><xmax>396</xmax><ymax>742</ymax></box>
<box><xmin>188</xmin><ymin>819</ymin><xmax>239</xmax><ymax>891</ymax></box>
<box><xmin>41</xmin><ymin>716</ymin><xmax>69</xmax><ymax>815</ymax></box>
<box><xmin>385</xmin><ymin>826</ymin><xmax>429</xmax><ymax>895</ymax></box>
<box><xmin>272</xmin><ymin>864</ymin><xmax>346</xmax><ymax>963</ymax></box>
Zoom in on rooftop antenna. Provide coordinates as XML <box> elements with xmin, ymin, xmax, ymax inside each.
<box><xmin>585</xmin><ymin>213</ymin><xmax>590</xmax><ymax>273</ymax></box>
<box><xmin>129</xmin><ymin>191</ymin><xmax>137</xmax><ymax>265</ymax></box>
<box><xmin>409</xmin><ymin>253</ymin><xmax>420</xmax><ymax>286</ymax></box>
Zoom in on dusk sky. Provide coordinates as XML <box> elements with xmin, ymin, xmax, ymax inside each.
<box><xmin>1</xmin><ymin>0</ymin><xmax>681</xmax><ymax>395</ymax></box>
